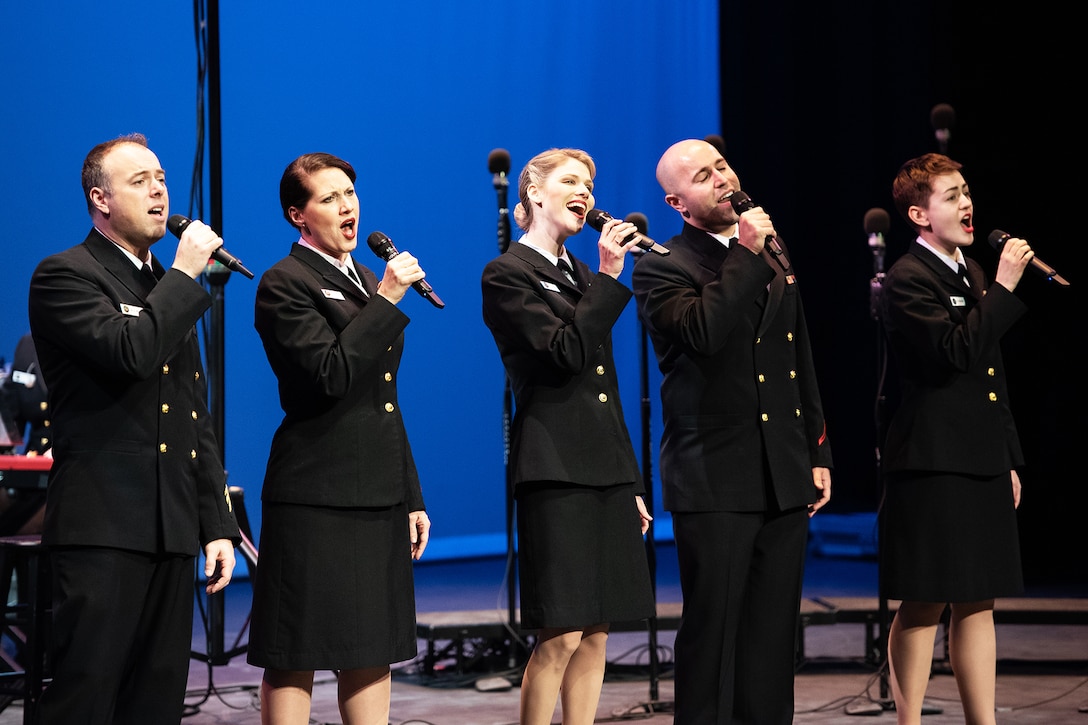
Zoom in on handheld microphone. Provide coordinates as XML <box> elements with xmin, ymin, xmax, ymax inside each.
<box><xmin>167</xmin><ymin>214</ymin><xmax>255</xmax><ymax>279</ymax></box>
<box><xmin>727</xmin><ymin>191</ymin><xmax>788</xmax><ymax>271</ymax></box>
<box><xmin>585</xmin><ymin>208</ymin><xmax>670</xmax><ymax>256</ymax></box>
<box><xmin>864</xmin><ymin>208</ymin><xmax>890</xmax><ymax>275</ymax></box>
<box><xmin>366</xmin><ymin>231</ymin><xmax>446</xmax><ymax>308</ymax></box>
<box><xmin>988</xmin><ymin>230</ymin><xmax>1070</xmax><ymax>286</ymax></box>
<box><xmin>930</xmin><ymin>103</ymin><xmax>955</xmax><ymax>154</ymax></box>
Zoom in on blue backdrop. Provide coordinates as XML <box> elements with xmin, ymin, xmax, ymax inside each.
<box><xmin>1</xmin><ymin>1</ymin><xmax>720</xmax><ymax>558</ymax></box>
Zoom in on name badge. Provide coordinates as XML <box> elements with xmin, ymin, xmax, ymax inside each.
<box><xmin>322</xmin><ymin>288</ymin><xmax>346</xmax><ymax>300</ymax></box>
<box><xmin>950</xmin><ymin>295</ymin><xmax>966</xmax><ymax>307</ymax></box>
<box><xmin>120</xmin><ymin>303</ymin><xmax>144</xmax><ymax>317</ymax></box>
<box><xmin>540</xmin><ymin>280</ymin><xmax>560</xmax><ymax>292</ymax></box>
<box><xmin>11</xmin><ymin>370</ymin><xmax>36</xmax><ymax>388</ymax></box>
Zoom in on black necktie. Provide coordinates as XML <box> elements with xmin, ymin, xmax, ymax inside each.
<box><xmin>344</xmin><ymin>264</ymin><xmax>368</xmax><ymax>296</ymax></box>
<box><xmin>957</xmin><ymin>262</ymin><xmax>970</xmax><ymax>287</ymax></box>
<box><xmin>141</xmin><ymin>263</ymin><xmax>157</xmax><ymax>283</ymax></box>
<box><xmin>557</xmin><ymin>259</ymin><xmax>577</xmax><ymax>287</ymax></box>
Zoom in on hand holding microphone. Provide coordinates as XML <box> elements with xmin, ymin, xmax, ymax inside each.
<box><xmin>988</xmin><ymin>230</ymin><xmax>1069</xmax><ymax>287</ymax></box>
<box><xmin>167</xmin><ymin>214</ymin><xmax>255</xmax><ymax>279</ymax></box>
<box><xmin>586</xmin><ymin>209</ymin><xmax>670</xmax><ymax>256</ymax></box>
<box><xmin>728</xmin><ymin>191</ymin><xmax>788</xmax><ymax>271</ymax></box>
<box><xmin>367</xmin><ymin>231</ymin><xmax>445</xmax><ymax>308</ymax></box>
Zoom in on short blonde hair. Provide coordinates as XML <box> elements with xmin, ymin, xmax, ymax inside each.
<box><xmin>513</xmin><ymin>148</ymin><xmax>596</xmax><ymax>231</ymax></box>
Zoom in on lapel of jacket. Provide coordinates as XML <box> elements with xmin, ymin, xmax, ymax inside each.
<box><xmin>84</xmin><ymin>229</ymin><xmax>156</xmax><ymax>300</ymax></box>
<box><xmin>291</xmin><ymin>244</ymin><xmax>370</xmax><ymax>302</ymax></box>
<box><xmin>688</xmin><ymin>226</ymin><xmax>782</xmax><ymax>338</ymax></box>
<box><xmin>510</xmin><ymin>242</ymin><xmax>582</xmax><ymax>296</ymax></box>
<box><xmin>757</xmin><ymin>242</ymin><xmax>786</xmax><ymax>337</ymax></box>
<box><xmin>909</xmin><ymin>241</ymin><xmax>978</xmax><ymax>308</ymax></box>
<box><xmin>962</xmin><ymin>260</ymin><xmax>985</xmax><ymax>301</ymax></box>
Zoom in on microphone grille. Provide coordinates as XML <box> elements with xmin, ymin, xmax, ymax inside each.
<box><xmin>728</xmin><ymin>190</ymin><xmax>754</xmax><ymax>213</ymax></box>
<box><xmin>987</xmin><ymin>229</ymin><xmax>1011</xmax><ymax>250</ymax></box>
<box><xmin>585</xmin><ymin>208</ymin><xmax>612</xmax><ymax>231</ymax></box>
<box><xmin>863</xmin><ymin>208</ymin><xmax>890</xmax><ymax>235</ymax></box>
<box><xmin>624</xmin><ymin>212</ymin><xmax>649</xmax><ymax>236</ymax></box>
<box><xmin>167</xmin><ymin>214</ymin><xmax>190</xmax><ymax>238</ymax></box>
<box><xmin>488</xmin><ymin>148</ymin><xmax>511</xmax><ymax>174</ymax></box>
<box><xmin>367</xmin><ymin>231</ymin><xmax>393</xmax><ymax>255</ymax></box>
<box><xmin>930</xmin><ymin>103</ymin><xmax>956</xmax><ymax>130</ymax></box>
<box><xmin>704</xmin><ymin>134</ymin><xmax>726</xmax><ymax>157</ymax></box>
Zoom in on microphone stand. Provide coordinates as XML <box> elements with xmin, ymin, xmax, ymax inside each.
<box><xmin>637</xmin><ymin>257</ymin><xmax>671</xmax><ymax>713</ymax></box>
<box><xmin>854</xmin><ymin>232</ymin><xmax>943</xmax><ymax>718</ymax></box>
<box><xmin>189</xmin><ymin>0</ymin><xmax>246</xmax><ymax>669</ymax></box>
<box><xmin>846</xmin><ymin>231</ymin><xmax>895</xmax><ymax>716</ymax></box>
<box><xmin>870</xmin><ymin>251</ymin><xmax>893</xmax><ymax>709</ymax></box>
<box><xmin>491</xmin><ymin>162</ymin><xmax>520</xmax><ymax>669</ymax></box>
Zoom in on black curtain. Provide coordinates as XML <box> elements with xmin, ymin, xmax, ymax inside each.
<box><xmin>716</xmin><ymin>0</ymin><xmax>1083</xmax><ymax>586</ymax></box>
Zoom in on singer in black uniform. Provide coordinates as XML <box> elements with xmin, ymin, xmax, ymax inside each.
<box><xmin>631</xmin><ymin>138</ymin><xmax>832</xmax><ymax>724</ymax></box>
<box><xmin>28</xmin><ymin>133</ymin><xmax>240</xmax><ymax>725</ymax></box>
<box><xmin>249</xmin><ymin>152</ymin><xmax>430</xmax><ymax>725</ymax></box>
<box><xmin>881</xmin><ymin>153</ymin><xmax>1031</xmax><ymax>724</ymax></box>
<box><xmin>0</xmin><ymin>333</ymin><xmax>51</xmax><ymax>455</ymax></box>
<box><xmin>481</xmin><ymin>148</ymin><xmax>655</xmax><ymax>725</ymax></box>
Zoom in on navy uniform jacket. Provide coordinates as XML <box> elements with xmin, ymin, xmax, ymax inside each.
<box><xmin>481</xmin><ymin>243</ymin><xmax>642</xmax><ymax>492</ymax></box>
<box><xmin>881</xmin><ymin>241</ymin><xmax>1026</xmax><ymax>475</ymax></box>
<box><xmin>254</xmin><ymin>244</ymin><xmax>424</xmax><ymax>511</ymax></box>
<box><xmin>632</xmin><ymin>223</ymin><xmax>832</xmax><ymax>513</ymax></box>
<box><xmin>28</xmin><ymin>229</ymin><xmax>240</xmax><ymax>554</ymax></box>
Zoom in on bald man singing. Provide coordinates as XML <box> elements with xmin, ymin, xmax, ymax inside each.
<box><xmin>632</xmin><ymin>139</ymin><xmax>833</xmax><ymax>724</ymax></box>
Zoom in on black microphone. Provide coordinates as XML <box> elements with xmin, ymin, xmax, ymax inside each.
<box><xmin>930</xmin><ymin>103</ymin><xmax>955</xmax><ymax>154</ymax></box>
<box><xmin>727</xmin><ymin>190</ymin><xmax>788</xmax><ymax>271</ymax></box>
<box><xmin>624</xmin><ymin>212</ymin><xmax>650</xmax><ymax>256</ymax></box>
<box><xmin>704</xmin><ymin>134</ymin><xmax>727</xmax><ymax>157</ymax></box>
<box><xmin>988</xmin><ymin>230</ymin><xmax>1070</xmax><ymax>286</ymax></box>
<box><xmin>167</xmin><ymin>214</ymin><xmax>255</xmax><ymax>279</ymax></box>
<box><xmin>488</xmin><ymin>148</ymin><xmax>511</xmax><ymax>183</ymax></box>
<box><xmin>864</xmin><ymin>208</ymin><xmax>890</xmax><ymax>275</ymax></box>
<box><xmin>366</xmin><ymin>231</ymin><xmax>446</xmax><ymax>308</ymax></box>
<box><xmin>488</xmin><ymin>148</ymin><xmax>512</xmax><ymax>254</ymax></box>
<box><xmin>585</xmin><ymin>208</ymin><xmax>670</xmax><ymax>256</ymax></box>
<box><xmin>624</xmin><ymin>212</ymin><xmax>649</xmax><ymax>236</ymax></box>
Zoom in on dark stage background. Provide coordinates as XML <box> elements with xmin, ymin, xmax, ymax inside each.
<box><xmin>716</xmin><ymin>2</ymin><xmax>1083</xmax><ymax>585</ymax></box>
<box><xmin>1</xmin><ymin>2</ymin><xmax>1081</xmax><ymax>586</ymax></box>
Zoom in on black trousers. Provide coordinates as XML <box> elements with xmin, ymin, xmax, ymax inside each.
<box><xmin>40</xmin><ymin>547</ymin><xmax>195</xmax><ymax>725</ymax></box>
<box><xmin>672</xmin><ymin>507</ymin><xmax>809</xmax><ymax>725</ymax></box>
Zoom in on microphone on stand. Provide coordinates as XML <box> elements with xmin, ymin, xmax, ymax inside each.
<box><xmin>930</xmin><ymin>103</ymin><xmax>955</xmax><ymax>154</ymax></box>
<box><xmin>865</xmin><ymin>208</ymin><xmax>891</xmax><ymax>321</ymax></box>
<box><xmin>624</xmin><ymin>212</ymin><xmax>650</xmax><ymax>248</ymax></box>
<box><xmin>488</xmin><ymin>148</ymin><xmax>512</xmax><ymax>254</ymax></box>
<box><xmin>704</xmin><ymin>134</ymin><xmax>727</xmax><ymax>157</ymax></box>
<box><xmin>864</xmin><ymin>208</ymin><xmax>890</xmax><ymax>276</ymax></box>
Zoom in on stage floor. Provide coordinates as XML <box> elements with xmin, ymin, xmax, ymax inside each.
<box><xmin>2</xmin><ymin>544</ymin><xmax>1087</xmax><ymax>724</ymax></box>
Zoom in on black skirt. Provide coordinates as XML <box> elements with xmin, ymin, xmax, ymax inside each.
<box><xmin>247</xmin><ymin>501</ymin><xmax>418</xmax><ymax>670</ymax></box>
<box><xmin>880</xmin><ymin>471</ymin><xmax>1023</xmax><ymax>602</ymax></box>
<box><xmin>516</xmin><ymin>481</ymin><xmax>656</xmax><ymax>630</ymax></box>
